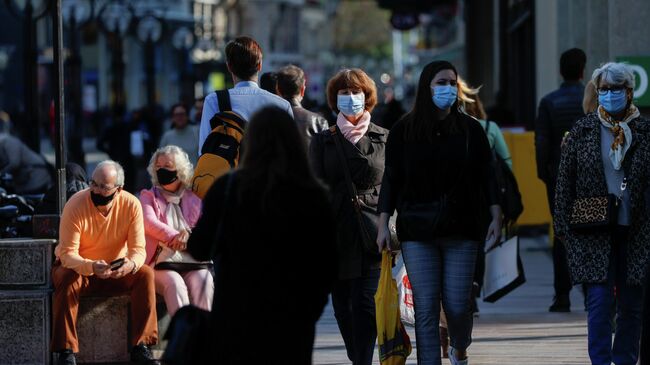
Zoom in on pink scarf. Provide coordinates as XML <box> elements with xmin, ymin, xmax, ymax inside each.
<box><xmin>336</xmin><ymin>111</ymin><xmax>371</xmax><ymax>145</ymax></box>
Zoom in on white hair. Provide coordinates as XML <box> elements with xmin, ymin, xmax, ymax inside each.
<box><xmin>95</xmin><ymin>160</ymin><xmax>125</xmax><ymax>187</ymax></box>
<box><xmin>591</xmin><ymin>62</ymin><xmax>636</xmax><ymax>89</ymax></box>
<box><xmin>147</xmin><ymin>145</ymin><xmax>194</xmax><ymax>188</ymax></box>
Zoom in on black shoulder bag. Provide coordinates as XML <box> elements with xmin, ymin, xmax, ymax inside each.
<box><xmin>485</xmin><ymin>120</ymin><xmax>523</xmax><ymax>225</ymax></box>
<box><xmin>397</xmin><ymin>128</ymin><xmax>469</xmax><ymax>239</ymax></box>
<box><xmin>330</xmin><ymin>126</ymin><xmax>395</xmax><ymax>254</ymax></box>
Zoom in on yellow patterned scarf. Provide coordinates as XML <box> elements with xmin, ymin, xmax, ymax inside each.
<box><xmin>597</xmin><ymin>104</ymin><xmax>640</xmax><ymax>170</ymax></box>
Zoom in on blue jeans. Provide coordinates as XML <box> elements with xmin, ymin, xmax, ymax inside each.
<box><xmin>401</xmin><ymin>239</ymin><xmax>478</xmax><ymax>365</ymax></box>
<box><xmin>586</xmin><ymin>227</ymin><xmax>643</xmax><ymax>365</ymax></box>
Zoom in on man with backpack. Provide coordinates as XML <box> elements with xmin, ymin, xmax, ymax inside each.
<box><xmin>194</xmin><ymin>36</ymin><xmax>293</xmax><ymax>198</ymax></box>
<box><xmin>535</xmin><ymin>48</ymin><xmax>586</xmax><ymax>312</ymax></box>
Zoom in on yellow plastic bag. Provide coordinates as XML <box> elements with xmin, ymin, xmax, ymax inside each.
<box><xmin>375</xmin><ymin>251</ymin><xmax>412</xmax><ymax>365</ymax></box>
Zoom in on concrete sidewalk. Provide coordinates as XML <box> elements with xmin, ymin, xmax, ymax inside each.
<box><xmin>312</xmin><ymin>236</ymin><xmax>589</xmax><ymax>365</ymax></box>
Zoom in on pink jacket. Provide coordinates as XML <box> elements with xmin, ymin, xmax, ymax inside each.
<box><xmin>139</xmin><ymin>187</ymin><xmax>202</xmax><ymax>265</ymax></box>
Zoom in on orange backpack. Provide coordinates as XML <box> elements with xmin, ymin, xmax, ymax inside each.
<box><xmin>191</xmin><ymin>90</ymin><xmax>246</xmax><ymax>199</ymax></box>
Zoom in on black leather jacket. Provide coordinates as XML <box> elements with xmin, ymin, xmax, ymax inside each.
<box><xmin>290</xmin><ymin>99</ymin><xmax>329</xmax><ymax>145</ymax></box>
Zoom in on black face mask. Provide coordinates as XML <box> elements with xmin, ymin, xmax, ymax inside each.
<box><xmin>90</xmin><ymin>191</ymin><xmax>117</xmax><ymax>207</ymax></box>
<box><xmin>156</xmin><ymin>168</ymin><xmax>178</xmax><ymax>186</ymax></box>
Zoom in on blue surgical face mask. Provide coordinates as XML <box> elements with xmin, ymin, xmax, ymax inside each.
<box><xmin>431</xmin><ymin>85</ymin><xmax>458</xmax><ymax>110</ymax></box>
<box><xmin>337</xmin><ymin>93</ymin><xmax>365</xmax><ymax>116</ymax></box>
<box><xmin>598</xmin><ymin>89</ymin><xmax>628</xmax><ymax>115</ymax></box>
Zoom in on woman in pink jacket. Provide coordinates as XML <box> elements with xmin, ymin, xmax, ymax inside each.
<box><xmin>140</xmin><ymin>145</ymin><xmax>213</xmax><ymax>316</ymax></box>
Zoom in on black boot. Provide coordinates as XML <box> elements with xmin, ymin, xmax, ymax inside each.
<box><xmin>549</xmin><ymin>294</ymin><xmax>571</xmax><ymax>312</ymax></box>
<box><xmin>130</xmin><ymin>344</ymin><xmax>160</xmax><ymax>365</ymax></box>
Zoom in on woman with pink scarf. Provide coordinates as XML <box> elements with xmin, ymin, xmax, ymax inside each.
<box><xmin>139</xmin><ymin>145</ymin><xmax>213</xmax><ymax>316</ymax></box>
<box><xmin>309</xmin><ymin>68</ymin><xmax>389</xmax><ymax>365</ymax></box>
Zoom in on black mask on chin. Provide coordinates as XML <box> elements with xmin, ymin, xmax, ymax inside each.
<box><xmin>90</xmin><ymin>191</ymin><xmax>117</xmax><ymax>207</ymax></box>
<box><xmin>156</xmin><ymin>168</ymin><xmax>178</xmax><ymax>186</ymax></box>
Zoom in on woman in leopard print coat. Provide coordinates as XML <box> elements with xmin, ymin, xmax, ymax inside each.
<box><xmin>554</xmin><ymin>62</ymin><xmax>650</xmax><ymax>365</ymax></box>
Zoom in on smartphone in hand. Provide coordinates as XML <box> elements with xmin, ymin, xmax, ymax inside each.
<box><xmin>109</xmin><ymin>258</ymin><xmax>125</xmax><ymax>271</ymax></box>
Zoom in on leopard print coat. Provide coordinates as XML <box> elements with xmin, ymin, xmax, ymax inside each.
<box><xmin>554</xmin><ymin>112</ymin><xmax>650</xmax><ymax>286</ymax></box>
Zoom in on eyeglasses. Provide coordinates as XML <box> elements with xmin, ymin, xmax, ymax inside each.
<box><xmin>89</xmin><ymin>180</ymin><xmax>119</xmax><ymax>192</ymax></box>
<box><xmin>597</xmin><ymin>86</ymin><xmax>626</xmax><ymax>95</ymax></box>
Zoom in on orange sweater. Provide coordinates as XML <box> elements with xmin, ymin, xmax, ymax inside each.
<box><xmin>55</xmin><ymin>189</ymin><xmax>146</xmax><ymax>276</ymax></box>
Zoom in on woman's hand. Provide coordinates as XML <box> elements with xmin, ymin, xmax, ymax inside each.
<box><xmin>168</xmin><ymin>229</ymin><xmax>190</xmax><ymax>251</ymax></box>
<box><xmin>485</xmin><ymin>204</ymin><xmax>503</xmax><ymax>251</ymax></box>
<box><xmin>376</xmin><ymin>212</ymin><xmax>392</xmax><ymax>253</ymax></box>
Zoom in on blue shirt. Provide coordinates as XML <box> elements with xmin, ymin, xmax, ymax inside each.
<box><xmin>198</xmin><ymin>81</ymin><xmax>294</xmax><ymax>154</ymax></box>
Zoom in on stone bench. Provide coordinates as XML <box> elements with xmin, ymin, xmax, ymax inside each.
<box><xmin>0</xmin><ymin>238</ymin><xmax>56</xmax><ymax>365</ymax></box>
<box><xmin>76</xmin><ymin>295</ymin><xmax>170</xmax><ymax>364</ymax></box>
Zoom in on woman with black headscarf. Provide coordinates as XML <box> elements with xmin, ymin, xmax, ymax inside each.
<box><xmin>377</xmin><ymin>61</ymin><xmax>501</xmax><ymax>365</ymax></box>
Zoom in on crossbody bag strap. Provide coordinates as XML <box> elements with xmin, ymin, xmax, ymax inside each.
<box><xmin>329</xmin><ymin>126</ymin><xmax>360</xmax><ymax>204</ymax></box>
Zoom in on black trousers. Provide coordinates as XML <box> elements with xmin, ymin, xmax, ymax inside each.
<box><xmin>546</xmin><ymin>181</ymin><xmax>573</xmax><ymax>296</ymax></box>
<box><xmin>331</xmin><ymin>269</ymin><xmax>380</xmax><ymax>365</ymax></box>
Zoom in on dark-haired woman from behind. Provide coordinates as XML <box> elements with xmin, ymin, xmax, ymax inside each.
<box><xmin>187</xmin><ymin>106</ymin><xmax>336</xmax><ymax>364</ymax></box>
<box><xmin>377</xmin><ymin>60</ymin><xmax>501</xmax><ymax>365</ymax></box>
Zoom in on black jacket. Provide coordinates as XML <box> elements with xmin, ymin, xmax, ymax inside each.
<box><xmin>535</xmin><ymin>81</ymin><xmax>585</xmax><ymax>183</ymax></box>
<box><xmin>378</xmin><ymin>112</ymin><xmax>498</xmax><ymax>242</ymax></box>
<box><xmin>187</xmin><ymin>172</ymin><xmax>336</xmax><ymax>364</ymax></box>
<box><xmin>309</xmin><ymin>122</ymin><xmax>388</xmax><ymax>279</ymax></box>
<box><xmin>290</xmin><ymin>99</ymin><xmax>329</xmax><ymax>145</ymax></box>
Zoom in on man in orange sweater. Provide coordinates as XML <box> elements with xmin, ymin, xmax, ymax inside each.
<box><xmin>51</xmin><ymin>160</ymin><xmax>158</xmax><ymax>365</ymax></box>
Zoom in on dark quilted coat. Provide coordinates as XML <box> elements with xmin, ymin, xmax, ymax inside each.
<box><xmin>554</xmin><ymin>112</ymin><xmax>650</xmax><ymax>286</ymax></box>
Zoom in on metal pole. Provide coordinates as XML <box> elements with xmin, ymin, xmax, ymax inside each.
<box><xmin>53</xmin><ymin>0</ymin><xmax>67</xmax><ymax>214</ymax></box>
<box><xmin>23</xmin><ymin>1</ymin><xmax>40</xmax><ymax>152</ymax></box>
<box><xmin>67</xmin><ymin>12</ymin><xmax>85</xmax><ymax>169</ymax></box>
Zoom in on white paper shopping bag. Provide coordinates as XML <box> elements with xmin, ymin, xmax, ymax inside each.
<box><xmin>483</xmin><ymin>235</ymin><xmax>526</xmax><ymax>303</ymax></box>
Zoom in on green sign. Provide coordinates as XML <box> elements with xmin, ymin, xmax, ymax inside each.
<box><xmin>616</xmin><ymin>56</ymin><xmax>650</xmax><ymax>106</ymax></box>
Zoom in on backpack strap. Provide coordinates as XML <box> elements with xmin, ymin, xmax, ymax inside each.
<box><xmin>216</xmin><ymin>90</ymin><xmax>232</xmax><ymax>112</ymax></box>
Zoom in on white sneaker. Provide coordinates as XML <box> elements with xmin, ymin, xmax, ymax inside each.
<box><xmin>449</xmin><ymin>347</ymin><xmax>468</xmax><ymax>365</ymax></box>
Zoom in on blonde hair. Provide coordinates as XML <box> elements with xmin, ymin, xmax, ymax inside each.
<box><xmin>583</xmin><ymin>79</ymin><xmax>598</xmax><ymax>114</ymax></box>
<box><xmin>457</xmin><ymin>77</ymin><xmax>487</xmax><ymax>120</ymax></box>
<box><xmin>147</xmin><ymin>145</ymin><xmax>194</xmax><ymax>188</ymax></box>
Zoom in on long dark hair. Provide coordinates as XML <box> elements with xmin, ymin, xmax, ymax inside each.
<box><xmin>403</xmin><ymin>60</ymin><xmax>462</xmax><ymax>141</ymax></box>
<box><xmin>237</xmin><ymin>106</ymin><xmax>322</xmax><ymax>209</ymax></box>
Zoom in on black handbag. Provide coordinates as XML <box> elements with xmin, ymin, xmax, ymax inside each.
<box><xmin>397</xmin><ymin>130</ymin><xmax>469</xmax><ymax>239</ymax></box>
<box><xmin>154</xmin><ymin>261</ymin><xmax>212</xmax><ymax>272</ymax></box>
<box><xmin>330</xmin><ymin>127</ymin><xmax>398</xmax><ymax>253</ymax></box>
<box><xmin>162</xmin><ymin>173</ymin><xmax>234</xmax><ymax>364</ymax></box>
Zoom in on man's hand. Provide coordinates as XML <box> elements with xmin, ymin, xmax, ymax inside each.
<box><xmin>110</xmin><ymin>257</ymin><xmax>135</xmax><ymax>279</ymax></box>
<box><xmin>92</xmin><ymin>260</ymin><xmax>111</xmax><ymax>279</ymax></box>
